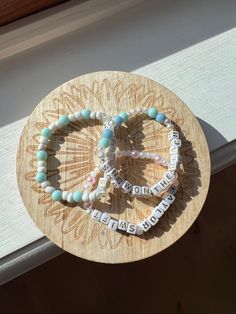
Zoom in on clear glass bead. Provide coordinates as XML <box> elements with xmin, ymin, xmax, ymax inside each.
<box><xmin>139</xmin><ymin>152</ymin><xmax>146</xmax><ymax>159</ymax></box>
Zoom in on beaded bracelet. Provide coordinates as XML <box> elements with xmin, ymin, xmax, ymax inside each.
<box><xmin>35</xmin><ymin>110</ymin><xmax>114</xmax><ymax>203</ymax></box>
<box><xmin>35</xmin><ymin>106</ymin><xmax>181</xmax><ymax>236</ymax></box>
<box><xmin>86</xmin><ymin>179</ymin><xmax>179</xmax><ymax>235</ymax></box>
<box><xmin>115</xmin><ymin>150</ymin><xmax>169</xmax><ymax>167</ymax></box>
<box><xmin>83</xmin><ymin>107</ymin><xmax>180</xmax><ymax>236</ymax></box>
<box><xmin>86</xmin><ymin>106</ymin><xmax>172</xmax><ymax>203</ymax></box>
<box><xmin>98</xmin><ymin>107</ymin><xmax>181</xmax><ymax>198</ymax></box>
<box><xmin>85</xmin><ymin>148</ymin><xmax>170</xmax><ymax>205</ymax></box>
<box><xmin>82</xmin><ymin>106</ymin><xmax>177</xmax><ymax>202</ymax></box>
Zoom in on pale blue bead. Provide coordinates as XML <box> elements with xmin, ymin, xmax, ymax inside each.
<box><xmin>35</xmin><ymin>172</ymin><xmax>47</xmax><ymax>183</ymax></box>
<box><xmin>148</xmin><ymin>107</ymin><xmax>158</xmax><ymax>118</ymax></box>
<box><xmin>113</xmin><ymin>115</ymin><xmax>123</xmax><ymax>126</ymax></box>
<box><xmin>52</xmin><ymin>190</ymin><xmax>62</xmax><ymax>201</ymax></box>
<box><xmin>41</xmin><ymin>128</ymin><xmax>52</xmax><ymax>138</ymax></box>
<box><xmin>59</xmin><ymin>115</ymin><xmax>70</xmax><ymax>126</ymax></box>
<box><xmin>73</xmin><ymin>191</ymin><xmax>83</xmax><ymax>202</ymax></box>
<box><xmin>102</xmin><ymin>128</ymin><xmax>113</xmax><ymax>139</ymax></box>
<box><xmin>119</xmin><ymin>112</ymin><xmax>128</xmax><ymax>122</ymax></box>
<box><xmin>99</xmin><ymin>137</ymin><xmax>111</xmax><ymax>148</ymax></box>
<box><xmin>81</xmin><ymin>108</ymin><xmax>91</xmax><ymax>119</ymax></box>
<box><xmin>155</xmin><ymin>112</ymin><xmax>166</xmax><ymax>123</ymax></box>
<box><xmin>36</xmin><ymin>150</ymin><xmax>48</xmax><ymax>161</ymax></box>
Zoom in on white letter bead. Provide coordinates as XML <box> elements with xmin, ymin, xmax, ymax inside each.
<box><xmin>157</xmin><ymin>199</ymin><xmax>170</xmax><ymax>211</ymax></box>
<box><xmin>103</xmin><ymin>121</ymin><xmax>110</xmax><ymax>129</ymax></box>
<box><xmin>152</xmin><ymin>207</ymin><xmax>165</xmax><ymax>218</ymax></box>
<box><xmin>171</xmin><ymin>139</ymin><xmax>181</xmax><ymax>147</ymax></box>
<box><xmin>122</xmin><ymin>181</ymin><xmax>133</xmax><ymax>193</ymax></box>
<box><xmin>111</xmin><ymin>178</ymin><xmax>124</xmax><ymax>188</ymax></box>
<box><xmin>170</xmin><ymin>145</ymin><xmax>179</xmax><ymax>155</ymax></box>
<box><xmin>108</xmin><ymin>219</ymin><xmax>119</xmax><ymax>230</ymax></box>
<box><xmin>45</xmin><ymin>186</ymin><xmax>56</xmax><ymax>194</ymax></box>
<box><xmin>118</xmin><ymin>220</ymin><xmax>129</xmax><ymax>231</ymax></box>
<box><xmin>147</xmin><ymin>214</ymin><xmax>159</xmax><ymax>226</ymax></box>
<box><xmin>100</xmin><ymin>212</ymin><xmax>111</xmax><ymax>225</ymax></box>
<box><xmin>101</xmin><ymin>160</ymin><xmax>113</xmax><ymax>173</ymax></box>
<box><xmin>106</xmin><ymin>168</ymin><xmax>119</xmax><ymax>180</ymax></box>
<box><xmin>132</xmin><ymin>185</ymin><xmax>142</xmax><ymax>197</ymax></box>
<box><xmin>91</xmin><ymin>209</ymin><xmax>102</xmax><ymax>221</ymax></box>
<box><xmin>136</xmin><ymin>226</ymin><xmax>144</xmax><ymax>235</ymax></box>
<box><xmin>168</xmin><ymin>162</ymin><xmax>178</xmax><ymax>171</ymax></box>
<box><xmin>168</xmin><ymin>130</ymin><xmax>179</xmax><ymax>141</ymax></box>
<box><xmin>150</xmin><ymin>183</ymin><xmax>162</xmax><ymax>196</ymax></box>
<box><xmin>168</xmin><ymin>185</ymin><xmax>178</xmax><ymax>195</ymax></box>
<box><xmin>164</xmin><ymin>193</ymin><xmax>176</xmax><ymax>204</ymax></box>
<box><xmin>164</xmin><ymin>171</ymin><xmax>175</xmax><ymax>182</ymax></box>
<box><xmin>158</xmin><ymin>179</ymin><xmax>169</xmax><ymax>190</ymax></box>
<box><xmin>170</xmin><ymin>154</ymin><xmax>180</xmax><ymax>163</ymax></box>
<box><xmin>141</xmin><ymin>186</ymin><xmax>151</xmax><ymax>197</ymax></box>
<box><xmin>127</xmin><ymin>223</ymin><xmax>137</xmax><ymax>234</ymax></box>
<box><xmin>139</xmin><ymin>220</ymin><xmax>152</xmax><ymax>232</ymax></box>
<box><xmin>98</xmin><ymin>177</ymin><xmax>108</xmax><ymax>188</ymax></box>
<box><xmin>75</xmin><ymin>111</ymin><xmax>82</xmax><ymax>120</ymax></box>
<box><xmin>62</xmin><ymin>191</ymin><xmax>69</xmax><ymax>200</ymax></box>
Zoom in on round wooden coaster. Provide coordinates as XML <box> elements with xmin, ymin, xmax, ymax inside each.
<box><xmin>16</xmin><ymin>71</ymin><xmax>210</xmax><ymax>263</ymax></box>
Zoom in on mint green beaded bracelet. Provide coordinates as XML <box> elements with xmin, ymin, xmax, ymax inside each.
<box><xmin>35</xmin><ymin>110</ymin><xmax>114</xmax><ymax>205</ymax></box>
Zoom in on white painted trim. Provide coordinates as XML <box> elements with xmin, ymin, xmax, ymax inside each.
<box><xmin>0</xmin><ymin>0</ymin><xmax>148</xmax><ymax>61</ymax></box>
<box><xmin>211</xmin><ymin>140</ymin><xmax>236</xmax><ymax>175</ymax></box>
<box><xmin>0</xmin><ymin>238</ymin><xmax>62</xmax><ymax>286</ymax></box>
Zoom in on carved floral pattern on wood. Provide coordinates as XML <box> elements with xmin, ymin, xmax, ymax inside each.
<box><xmin>24</xmin><ymin>79</ymin><xmax>197</xmax><ymax>249</ymax></box>
<box><xmin>17</xmin><ymin>72</ymin><xmax>209</xmax><ymax>263</ymax></box>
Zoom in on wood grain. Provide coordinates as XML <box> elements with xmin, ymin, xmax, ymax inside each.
<box><xmin>16</xmin><ymin>71</ymin><xmax>210</xmax><ymax>263</ymax></box>
<box><xmin>0</xmin><ymin>0</ymin><xmax>68</xmax><ymax>27</ymax></box>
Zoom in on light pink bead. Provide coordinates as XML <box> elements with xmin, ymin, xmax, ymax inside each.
<box><xmin>84</xmin><ymin>201</ymin><xmax>93</xmax><ymax>209</ymax></box>
<box><xmin>173</xmin><ymin>175</ymin><xmax>179</xmax><ymax>186</ymax></box>
<box><xmin>154</xmin><ymin>155</ymin><xmax>162</xmax><ymax>164</ymax></box>
<box><xmin>131</xmin><ymin>150</ymin><xmax>139</xmax><ymax>159</ymax></box>
<box><xmin>87</xmin><ymin>176</ymin><xmax>93</xmax><ymax>183</ymax></box>
<box><xmin>91</xmin><ymin>177</ymin><xmax>97</xmax><ymax>185</ymax></box>
<box><xmin>86</xmin><ymin>175</ymin><xmax>97</xmax><ymax>186</ymax></box>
